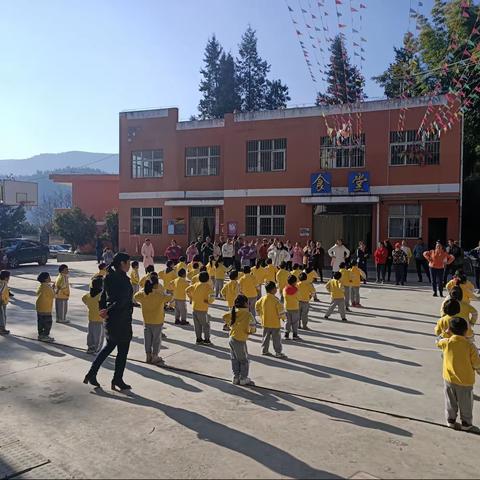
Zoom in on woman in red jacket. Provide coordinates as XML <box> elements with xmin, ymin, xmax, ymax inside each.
<box><xmin>374</xmin><ymin>241</ymin><xmax>388</xmax><ymax>283</ymax></box>
<box><xmin>423</xmin><ymin>241</ymin><xmax>454</xmax><ymax>297</ymax></box>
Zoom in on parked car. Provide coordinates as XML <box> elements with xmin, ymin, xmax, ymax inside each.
<box><xmin>0</xmin><ymin>239</ymin><xmax>49</xmax><ymax>268</ymax></box>
<box><xmin>48</xmin><ymin>244</ymin><xmax>71</xmax><ymax>259</ymax></box>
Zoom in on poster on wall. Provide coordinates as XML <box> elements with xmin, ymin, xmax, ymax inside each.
<box><xmin>168</xmin><ymin>218</ymin><xmax>186</xmax><ymax>235</ymax></box>
<box><xmin>227</xmin><ymin>221</ymin><xmax>238</xmax><ymax>236</ymax></box>
<box><xmin>300</xmin><ymin>227</ymin><xmax>311</xmax><ymax>237</ymax></box>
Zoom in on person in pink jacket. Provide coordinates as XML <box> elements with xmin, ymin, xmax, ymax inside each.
<box><xmin>141</xmin><ymin>239</ymin><xmax>155</xmax><ymax>271</ymax></box>
<box><xmin>423</xmin><ymin>241</ymin><xmax>454</xmax><ymax>297</ymax></box>
<box><xmin>291</xmin><ymin>242</ymin><xmax>304</xmax><ymax>267</ymax></box>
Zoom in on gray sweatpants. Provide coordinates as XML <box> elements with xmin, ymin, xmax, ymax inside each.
<box><xmin>285</xmin><ymin>310</ymin><xmax>299</xmax><ymax>335</ymax></box>
<box><xmin>444</xmin><ymin>381</ymin><xmax>474</xmax><ymax>425</ymax></box>
<box><xmin>325</xmin><ymin>299</ymin><xmax>347</xmax><ymax>319</ymax></box>
<box><xmin>344</xmin><ymin>287</ymin><xmax>351</xmax><ymax>307</ymax></box>
<box><xmin>193</xmin><ymin>311</ymin><xmax>210</xmax><ymax>341</ymax></box>
<box><xmin>87</xmin><ymin>322</ymin><xmax>104</xmax><ymax>352</ymax></box>
<box><xmin>351</xmin><ymin>286</ymin><xmax>360</xmax><ymax>305</ymax></box>
<box><xmin>247</xmin><ymin>297</ymin><xmax>257</xmax><ymax>320</ymax></box>
<box><xmin>0</xmin><ymin>304</ymin><xmax>6</xmax><ymax>328</ymax></box>
<box><xmin>175</xmin><ymin>300</ymin><xmax>187</xmax><ymax>322</ymax></box>
<box><xmin>229</xmin><ymin>337</ymin><xmax>249</xmax><ymax>379</ymax></box>
<box><xmin>132</xmin><ymin>284</ymin><xmax>139</xmax><ymax>300</ymax></box>
<box><xmin>299</xmin><ymin>301</ymin><xmax>310</xmax><ymax>328</ymax></box>
<box><xmin>215</xmin><ymin>279</ymin><xmax>224</xmax><ymax>297</ymax></box>
<box><xmin>55</xmin><ymin>299</ymin><xmax>68</xmax><ymax>323</ymax></box>
<box><xmin>262</xmin><ymin>327</ymin><xmax>282</xmax><ymax>354</ymax></box>
<box><xmin>144</xmin><ymin>324</ymin><xmax>163</xmax><ymax>356</ymax></box>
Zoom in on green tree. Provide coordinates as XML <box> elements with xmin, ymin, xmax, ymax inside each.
<box><xmin>264</xmin><ymin>79</ymin><xmax>291</xmax><ymax>110</ymax></box>
<box><xmin>53</xmin><ymin>207</ymin><xmax>96</xmax><ymax>251</ymax></box>
<box><xmin>105</xmin><ymin>210</ymin><xmax>119</xmax><ymax>252</ymax></box>
<box><xmin>316</xmin><ymin>34</ymin><xmax>365</xmax><ymax>105</ymax></box>
<box><xmin>0</xmin><ymin>204</ymin><xmax>36</xmax><ymax>238</ymax></box>
<box><xmin>217</xmin><ymin>52</ymin><xmax>241</xmax><ymax>115</ymax></box>
<box><xmin>198</xmin><ymin>35</ymin><xmax>223</xmax><ymax>119</ymax></box>
<box><xmin>236</xmin><ymin>26</ymin><xmax>270</xmax><ymax>111</ymax></box>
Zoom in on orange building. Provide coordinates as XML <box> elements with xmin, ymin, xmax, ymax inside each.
<box><xmin>118</xmin><ymin>96</ymin><xmax>462</xmax><ymax>255</ymax></box>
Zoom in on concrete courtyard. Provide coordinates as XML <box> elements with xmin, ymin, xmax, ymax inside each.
<box><xmin>1</xmin><ymin>260</ymin><xmax>479</xmax><ymax>479</ymax></box>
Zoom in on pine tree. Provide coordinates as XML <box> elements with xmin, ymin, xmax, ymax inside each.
<box><xmin>216</xmin><ymin>52</ymin><xmax>240</xmax><ymax>116</ymax></box>
<box><xmin>236</xmin><ymin>26</ymin><xmax>270</xmax><ymax>111</ymax></box>
<box><xmin>198</xmin><ymin>35</ymin><xmax>223</xmax><ymax>119</ymax></box>
<box><xmin>315</xmin><ymin>34</ymin><xmax>365</xmax><ymax>105</ymax></box>
<box><xmin>264</xmin><ymin>79</ymin><xmax>290</xmax><ymax>110</ymax></box>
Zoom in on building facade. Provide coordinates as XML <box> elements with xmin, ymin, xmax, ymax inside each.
<box><xmin>118</xmin><ymin>96</ymin><xmax>462</xmax><ymax>256</ymax></box>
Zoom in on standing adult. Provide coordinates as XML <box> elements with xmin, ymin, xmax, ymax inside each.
<box><xmin>444</xmin><ymin>239</ymin><xmax>462</xmax><ymax>285</ymax></box>
<box><xmin>292</xmin><ymin>242</ymin><xmax>304</xmax><ymax>267</ymax></box>
<box><xmin>303</xmin><ymin>240</ymin><xmax>315</xmax><ymax>269</ymax></box>
<box><xmin>221</xmin><ymin>238</ymin><xmax>235</xmax><ymax>269</ymax></box>
<box><xmin>83</xmin><ymin>252</ymin><xmax>133</xmax><ymax>390</ymax></box>
<box><xmin>200</xmin><ymin>236</ymin><xmax>214</xmax><ymax>265</ymax></box>
<box><xmin>185</xmin><ymin>241</ymin><xmax>199</xmax><ymax>263</ymax></box>
<box><xmin>258</xmin><ymin>238</ymin><xmax>269</xmax><ymax>262</ymax></box>
<box><xmin>401</xmin><ymin>240</ymin><xmax>412</xmax><ymax>284</ymax></box>
<box><xmin>374</xmin><ymin>241</ymin><xmax>388</xmax><ymax>283</ymax></box>
<box><xmin>392</xmin><ymin>243</ymin><xmax>408</xmax><ymax>286</ymax></box>
<box><xmin>164</xmin><ymin>239</ymin><xmax>182</xmax><ymax>264</ymax></box>
<box><xmin>268</xmin><ymin>241</ymin><xmax>290</xmax><ymax>267</ymax></box>
<box><xmin>312</xmin><ymin>241</ymin><xmax>325</xmax><ymax>282</ymax></box>
<box><xmin>413</xmin><ymin>237</ymin><xmax>431</xmax><ymax>283</ymax></box>
<box><xmin>467</xmin><ymin>240</ymin><xmax>480</xmax><ymax>292</ymax></box>
<box><xmin>95</xmin><ymin>237</ymin><xmax>103</xmax><ymax>264</ymax></box>
<box><xmin>327</xmin><ymin>239</ymin><xmax>350</xmax><ymax>273</ymax></box>
<box><xmin>384</xmin><ymin>239</ymin><xmax>394</xmax><ymax>282</ymax></box>
<box><xmin>212</xmin><ymin>240</ymin><xmax>222</xmax><ymax>261</ymax></box>
<box><xmin>141</xmin><ymin>238</ymin><xmax>155</xmax><ymax>271</ymax></box>
<box><xmin>356</xmin><ymin>241</ymin><xmax>369</xmax><ymax>282</ymax></box>
<box><xmin>234</xmin><ymin>236</ymin><xmax>243</xmax><ymax>271</ymax></box>
<box><xmin>195</xmin><ymin>235</ymin><xmax>203</xmax><ymax>254</ymax></box>
<box><xmin>102</xmin><ymin>246</ymin><xmax>114</xmax><ymax>265</ymax></box>
<box><xmin>238</xmin><ymin>241</ymin><xmax>253</xmax><ymax>268</ymax></box>
<box><xmin>424</xmin><ymin>241</ymin><xmax>455</xmax><ymax>297</ymax></box>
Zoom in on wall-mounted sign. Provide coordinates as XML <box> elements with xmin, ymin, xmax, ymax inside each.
<box><xmin>168</xmin><ymin>218</ymin><xmax>186</xmax><ymax>235</ymax></box>
<box><xmin>299</xmin><ymin>227</ymin><xmax>311</xmax><ymax>237</ymax></box>
<box><xmin>310</xmin><ymin>172</ymin><xmax>332</xmax><ymax>195</ymax></box>
<box><xmin>227</xmin><ymin>221</ymin><xmax>238</xmax><ymax>236</ymax></box>
<box><xmin>348</xmin><ymin>171</ymin><xmax>370</xmax><ymax>193</ymax></box>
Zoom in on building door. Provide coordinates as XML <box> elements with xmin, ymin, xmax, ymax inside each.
<box><xmin>428</xmin><ymin>218</ymin><xmax>448</xmax><ymax>248</ymax></box>
<box><xmin>189</xmin><ymin>207</ymin><xmax>215</xmax><ymax>242</ymax></box>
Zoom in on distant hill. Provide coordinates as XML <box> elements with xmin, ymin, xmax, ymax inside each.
<box><xmin>0</xmin><ymin>151</ymin><xmax>118</xmax><ymax>176</ymax></box>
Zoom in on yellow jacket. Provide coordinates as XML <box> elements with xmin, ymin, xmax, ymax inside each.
<box><xmin>214</xmin><ymin>263</ymin><xmax>227</xmax><ymax>280</ymax></box>
<box><xmin>160</xmin><ymin>269</ymin><xmax>177</xmax><ymax>290</ymax></box>
<box><xmin>339</xmin><ymin>268</ymin><xmax>352</xmax><ymax>287</ymax></box>
<box><xmin>0</xmin><ymin>280</ymin><xmax>9</xmax><ymax>305</ymax></box>
<box><xmin>349</xmin><ymin>266</ymin><xmax>366</xmax><ymax>287</ymax></box>
<box><xmin>82</xmin><ymin>293</ymin><xmax>102</xmax><ymax>322</ymax></box>
<box><xmin>186</xmin><ymin>282</ymin><xmax>214</xmax><ymax>312</ymax></box>
<box><xmin>187</xmin><ymin>261</ymin><xmax>202</xmax><ymax>273</ymax></box>
<box><xmin>276</xmin><ymin>269</ymin><xmax>290</xmax><ymax>291</ymax></box>
<box><xmin>172</xmin><ymin>277</ymin><xmax>189</xmax><ymax>301</ymax></box>
<box><xmin>446</xmin><ymin>280</ymin><xmax>475</xmax><ymax>303</ymax></box>
<box><xmin>36</xmin><ymin>283</ymin><xmax>55</xmax><ymax>314</ymax></box>
<box><xmin>187</xmin><ymin>268</ymin><xmax>200</xmax><ymax>282</ymax></box>
<box><xmin>221</xmin><ymin>280</ymin><xmax>239</xmax><ymax>308</ymax></box>
<box><xmin>325</xmin><ymin>279</ymin><xmax>344</xmax><ymax>299</ymax></box>
<box><xmin>263</xmin><ymin>264</ymin><xmax>277</xmax><ymax>283</ymax></box>
<box><xmin>129</xmin><ymin>268</ymin><xmax>140</xmax><ymax>286</ymax></box>
<box><xmin>176</xmin><ymin>261</ymin><xmax>187</xmax><ymax>273</ymax></box>
<box><xmin>55</xmin><ymin>274</ymin><xmax>70</xmax><ymax>299</ymax></box>
<box><xmin>255</xmin><ymin>293</ymin><xmax>285</xmax><ymax>328</ymax></box>
<box><xmin>306</xmin><ymin>270</ymin><xmax>317</xmax><ymax>284</ymax></box>
<box><xmin>283</xmin><ymin>285</ymin><xmax>299</xmax><ymax>311</ymax></box>
<box><xmin>437</xmin><ymin>335</ymin><xmax>480</xmax><ymax>386</ymax></box>
<box><xmin>291</xmin><ymin>268</ymin><xmax>302</xmax><ymax>280</ymax></box>
<box><xmin>223</xmin><ymin>307</ymin><xmax>256</xmax><ymax>342</ymax></box>
<box><xmin>134</xmin><ymin>290</ymin><xmax>172</xmax><ymax>324</ymax></box>
<box><xmin>139</xmin><ymin>273</ymin><xmax>152</xmax><ymax>288</ymax></box>
<box><xmin>206</xmin><ymin>262</ymin><xmax>216</xmax><ymax>277</ymax></box>
<box><xmin>435</xmin><ymin>312</ymin><xmax>476</xmax><ymax>339</ymax></box>
<box><xmin>239</xmin><ymin>273</ymin><xmax>258</xmax><ymax>298</ymax></box>
<box><xmin>297</xmin><ymin>281</ymin><xmax>315</xmax><ymax>302</ymax></box>
<box><xmin>251</xmin><ymin>266</ymin><xmax>265</xmax><ymax>286</ymax></box>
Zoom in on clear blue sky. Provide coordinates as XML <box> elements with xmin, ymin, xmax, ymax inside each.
<box><xmin>0</xmin><ymin>0</ymin><xmax>434</xmax><ymax>159</ymax></box>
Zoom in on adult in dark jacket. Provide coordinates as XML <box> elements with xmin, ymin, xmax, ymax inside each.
<box><xmin>467</xmin><ymin>241</ymin><xmax>480</xmax><ymax>291</ymax></box>
<box><xmin>384</xmin><ymin>239</ymin><xmax>394</xmax><ymax>282</ymax></box>
<box><xmin>443</xmin><ymin>239</ymin><xmax>462</xmax><ymax>284</ymax></box>
<box><xmin>200</xmin><ymin>237</ymin><xmax>214</xmax><ymax>265</ymax></box>
<box><xmin>84</xmin><ymin>252</ymin><xmax>133</xmax><ymax>391</ymax></box>
<box><xmin>355</xmin><ymin>241</ymin><xmax>369</xmax><ymax>282</ymax></box>
<box><xmin>413</xmin><ymin>237</ymin><xmax>430</xmax><ymax>282</ymax></box>
<box><xmin>312</xmin><ymin>241</ymin><xmax>325</xmax><ymax>282</ymax></box>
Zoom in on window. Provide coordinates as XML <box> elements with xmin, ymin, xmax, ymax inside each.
<box><xmin>320</xmin><ymin>133</ymin><xmax>365</xmax><ymax>168</ymax></box>
<box><xmin>388</xmin><ymin>204</ymin><xmax>421</xmax><ymax>238</ymax></box>
<box><xmin>246</xmin><ymin>138</ymin><xmax>286</xmax><ymax>172</ymax></box>
<box><xmin>245</xmin><ymin>205</ymin><xmax>286</xmax><ymax>236</ymax></box>
<box><xmin>132</xmin><ymin>150</ymin><xmax>164</xmax><ymax>178</ymax></box>
<box><xmin>130</xmin><ymin>207</ymin><xmax>162</xmax><ymax>235</ymax></box>
<box><xmin>185</xmin><ymin>146</ymin><xmax>220</xmax><ymax>176</ymax></box>
<box><xmin>389</xmin><ymin>130</ymin><xmax>440</xmax><ymax>166</ymax></box>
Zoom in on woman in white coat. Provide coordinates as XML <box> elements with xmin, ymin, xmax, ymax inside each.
<box><xmin>328</xmin><ymin>239</ymin><xmax>350</xmax><ymax>272</ymax></box>
<box><xmin>268</xmin><ymin>241</ymin><xmax>291</xmax><ymax>267</ymax></box>
<box><xmin>141</xmin><ymin>238</ymin><xmax>155</xmax><ymax>271</ymax></box>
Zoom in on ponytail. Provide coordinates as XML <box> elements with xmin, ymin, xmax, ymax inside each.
<box><xmin>108</xmin><ymin>252</ymin><xmax>130</xmax><ymax>273</ymax></box>
<box><xmin>144</xmin><ymin>276</ymin><xmax>158</xmax><ymax>295</ymax></box>
<box><xmin>230</xmin><ymin>306</ymin><xmax>237</xmax><ymax>326</ymax></box>
<box><xmin>230</xmin><ymin>294</ymin><xmax>248</xmax><ymax>326</ymax></box>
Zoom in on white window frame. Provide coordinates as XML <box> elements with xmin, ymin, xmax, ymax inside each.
<box><xmin>185</xmin><ymin>146</ymin><xmax>220</xmax><ymax>177</ymax></box>
<box><xmin>132</xmin><ymin>150</ymin><xmax>164</xmax><ymax>178</ymax></box>
<box><xmin>320</xmin><ymin>133</ymin><xmax>365</xmax><ymax>169</ymax></box>
<box><xmin>246</xmin><ymin>138</ymin><xmax>287</xmax><ymax>173</ymax></box>
<box><xmin>245</xmin><ymin>205</ymin><xmax>286</xmax><ymax>236</ymax></box>
<box><xmin>389</xmin><ymin>130</ymin><xmax>440</xmax><ymax>166</ymax></box>
<box><xmin>387</xmin><ymin>204</ymin><xmax>422</xmax><ymax>239</ymax></box>
<box><xmin>130</xmin><ymin>207</ymin><xmax>163</xmax><ymax>235</ymax></box>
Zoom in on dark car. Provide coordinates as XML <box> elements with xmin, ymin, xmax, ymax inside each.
<box><xmin>0</xmin><ymin>238</ymin><xmax>49</xmax><ymax>268</ymax></box>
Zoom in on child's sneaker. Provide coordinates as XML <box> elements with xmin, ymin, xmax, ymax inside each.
<box><xmin>232</xmin><ymin>376</ymin><xmax>240</xmax><ymax>385</ymax></box>
<box><xmin>203</xmin><ymin>339</ymin><xmax>213</xmax><ymax>346</ymax></box>
<box><xmin>323</xmin><ymin>315</ymin><xmax>329</xmax><ymax>320</ymax></box>
<box><xmin>86</xmin><ymin>348</ymin><xmax>96</xmax><ymax>355</ymax></box>
<box><xmin>284</xmin><ymin>332</ymin><xmax>290</xmax><ymax>340</ymax></box>
<box><xmin>195</xmin><ymin>338</ymin><xmax>203</xmax><ymax>345</ymax></box>
<box><xmin>239</xmin><ymin>377</ymin><xmax>255</xmax><ymax>386</ymax></box>
<box><xmin>262</xmin><ymin>351</ymin><xmax>273</xmax><ymax>356</ymax></box>
<box><xmin>174</xmin><ymin>319</ymin><xmax>181</xmax><ymax>325</ymax></box>
<box><xmin>0</xmin><ymin>328</ymin><xmax>10</xmax><ymax>335</ymax></box>
<box><xmin>275</xmin><ymin>352</ymin><xmax>288</xmax><ymax>359</ymax></box>
<box><xmin>341</xmin><ymin>318</ymin><xmax>348</xmax><ymax>322</ymax></box>
<box><xmin>180</xmin><ymin>321</ymin><xmax>190</xmax><ymax>326</ymax></box>
<box><xmin>461</xmin><ymin>422</ymin><xmax>480</xmax><ymax>433</ymax></box>
<box><xmin>152</xmin><ymin>355</ymin><xmax>164</xmax><ymax>366</ymax></box>
<box><xmin>41</xmin><ymin>336</ymin><xmax>55</xmax><ymax>343</ymax></box>
<box><xmin>292</xmin><ymin>334</ymin><xmax>302</xmax><ymax>341</ymax></box>
<box><xmin>447</xmin><ymin>419</ymin><xmax>460</xmax><ymax>430</ymax></box>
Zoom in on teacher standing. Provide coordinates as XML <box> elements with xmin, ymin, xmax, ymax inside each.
<box><xmin>83</xmin><ymin>252</ymin><xmax>134</xmax><ymax>391</ymax></box>
<box><xmin>328</xmin><ymin>239</ymin><xmax>350</xmax><ymax>272</ymax></box>
<box><xmin>141</xmin><ymin>238</ymin><xmax>155</xmax><ymax>271</ymax></box>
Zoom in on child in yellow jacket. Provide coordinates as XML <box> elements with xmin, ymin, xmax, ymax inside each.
<box><xmin>54</xmin><ymin>264</ymin><xmax>70</xmax><ymax>324</ymax></box>
<box><xmin>437</xmin><ymin>316</ymin><xmax>480</xmax><ymax>432</ymax></box>
<box><xmin>291</xmin><ymin>264</ymin><xmax>303</xmax><ymax>281</ymax></box>
<box><xmin>214</xmin><ymin>258</ymin><xmax>227</xmax><ymax>298</ymax></box>
<box><xmin>276</xmin><ymin>262</ymin><xmax>290</xmax><ymax>303</ymax></box>
<box><xmin>251</xmin><ymin>259</ymin><xmax>265</xmax><ymax>299</ymax></box>
<box><xmin>283</xmin><ymin>274</ymin><xmax>301</xmax><ymax>340</ymax></box>
<box><xmin>139</xmin><ymin>264</ymin><xmax>155</xmax><ymax>288</ymax></box>
<box><xmin>436</xmin><ymin>296</ymin><xmax>476</xmax><ymax>343</ymax></box>
<box><xmin>0</xmin><ymin>270</ymin><xmax>11</xmax><ymax>335</ymax></box>
<box><xmin>446</xmin><ymin>271</ymin><xmax>475</xmax><ymax>304</ymax></box>
<box><xmin>324</xmin><ymin>271</ymin><xmax>347</xmax><ymax>322</ymax></box>
<box><xmin>223</xmin><ymin>294</ymin><xmax>256</xmax><ymax>386</ymax></box>
<box><xmin>349</xmin><ymin>260</ymin><xmax>366</xmax><ymax>307</ymax></box>
<box><xmin>130</xmin><ymin>260</ymin><xmax>140</xmax><ymax>306</ymax></box>
<box><xmin>89</xmin><ymin>262</ymin><xmax>107</xmax><ymax>287</ymax></box>
<box><xmin>339</xmin><ymin>262</ymin><xmax>352</xmax><ymax>310</ymax></box>
<box><xmin>82</xmin><ymin>276</ymin><xmax>104</xmax><ymax>354</ymax></box>
<box><xmin>134</xmin><ymin>276</ymin><xmax>173</xmax><ymax>365</ymax></box>
<box><xmin>186</xmin><ymin>271</ymin><xmax>215</xmax><ymax>345</ymax></box>
<box><xmin>239</xmin><ymin>266</ymin><xmax>259</xmax><ymax>323</ymax></box>
<box><xmin>263</xmin><ymin>258</ymin><xmax>277</xmax><ymax>284</ymax></box>
<box><xmin>175</xmin><ymin>256</ymin><xmax>188</xmax><ymax>275</ymax></box>
<box><xmin>172</xmin><ymin>268</ymin><xmax>190</xmax><ymax>326</ymax></box>
<box><xmin>256</xmin><ymin>281</ymin><xmax>287</xmax><ymax>358</ymax></box>
<box><xmin>221</xmin><ymin>270</ymin><xmax>239</xmax><ymax>331</ymax></box>
<box><xmin>36</xmin><ymin>272</ymin><xmax>55</xmax><ymax>342</ymax></box>
<box><xmin>297</xmin><ymin>272</ymin><xmax>315</xmax><ymax>330</ymax></box>
<box><xmin>187</xmin><ymin>262</ymin><xmax>201</xmax><ymax>282</ymax></box>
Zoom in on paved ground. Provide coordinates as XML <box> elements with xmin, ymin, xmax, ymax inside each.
<box><xmin>1</xmin><ymin>260</ymin><xmax>480</xmax><ymax>479</ymax></box>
